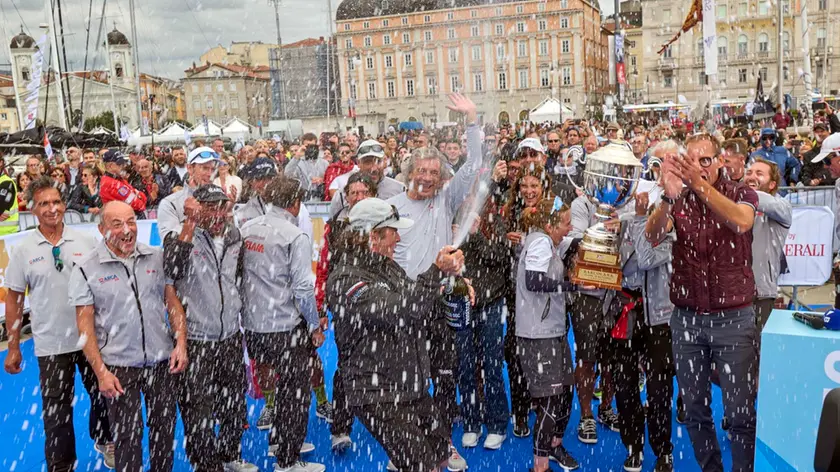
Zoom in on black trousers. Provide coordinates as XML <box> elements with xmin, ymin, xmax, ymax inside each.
<box><xmin>353</xmin><ymin>395</ymin><xmax>451</xmax><ymax>472</ymax></box>
<box><xmin>37</xmin><ymin>351</ymin><xmax>113</xmax><ymax>472</ymax></box>
<box><xmin>107</xmin><ymin>361</ymin><xmax>177</xmax><ymax>472</ymax></box>
<box><xmin>246</xmin><ymin>325</ymin><xmax>314</xmax><ymax>468</ymax></box>
<box><xmin>178</xmin><ymin>334</ymin><xmax>248</xmax><ymax>471</ymax></box>
<box><xmin>428</xmin><ymin>318</ymin><xmax>459</xmax><ymax>430</ymax></box>
<box><xmin>504</xmin><ymin>293</ymin><xmax>531</xmax><ymax>421</ymax></box>
<box><xmin>613</xmin><ymin>311</ymin><xmax>675</xmax><ymax>458</ymax></box>
<box><xmin>330</xmin><ymin>363</ymin><xmax>354</xmax><ymax>437</ymax></box>
<box><xmin>533</xmin><ymin>386</ymin><xmax>574</xmax><ymax>457</ymax></box>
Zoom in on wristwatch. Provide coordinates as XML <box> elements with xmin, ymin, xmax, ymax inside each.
<box><xmin>661</xmin><ymin>195</ymin><xmax>676</xmax><ymax>205</ymax></box>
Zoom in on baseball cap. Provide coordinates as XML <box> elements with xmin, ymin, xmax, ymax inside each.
<box><xmin>188</xmin><ymin>146</ymin><xmax>220</xmax><ymax>165</ymax></box>
<box><xmin>606</xmin><ymin>122</ymin><xmax>621</xmax><ymax>131</ymax></box>
<box><xmin>812</xmin><ymin>133</ymin><xmax>840</xmax><ymax>163</ymax></box>
<box><xmin>357</xmin><ymin>139</ymin><xmax>385</xmax><ymax>160</ymax></box>
<box><xmin>241</xmin><ymin>157</ymin><xmax>278</xmax><ymax>180</ymax></box>
<box><xmin>760</xmin><ymin>127</ymin><xmax>777</xmax><ymax>137</ymax></box>
<box><xmin>814</xmin><ymin>122</ymin><xmax>830</xmax><ymax>132</ymax></box>
<box><xmin>192</xmin><ymin>184</ymin><xmax>229</xmax><ymax>204</ymax></box>
<box><xmin>102</xmin><ymin>149</ymin><xmax>127</xmax><ymax>164</ymax></box>
<box><xmin>517</xmin><ymin>137</ymin><xmax>545</xmax><ymax>154</ymax></box>
<box><xmin>349</xmin><ymin>198</ymin><xmax>414</xmax><ymax>231</ymax></box>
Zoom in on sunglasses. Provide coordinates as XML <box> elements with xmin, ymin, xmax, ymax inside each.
<box><xmin>762</xmin><ymin>136</ymin><xmax>775</xmax><ymax>141</ymax></box>
<box><xmin>372</xmin><ymin>204</ymin><xmax>400</xmax><ymax>230</ymax></box>
<box><xmin>52</xmin><ymin>246</ymin><xmax>64</xmax><ymax>272</ymax></box>
<box><xmin>358</xmin><ymin>144</ymin><xmax>384</xmax><ymax>155</ymax></box>
<box><xmin>519</xmin><ymin>149</ymin><xmax>541</xmax><ymax>158</ymax></box>
<box><xmin>548</xmin><ymin>139</ymin><xmax>562</xmax><ymax>143</ymax></box>
<box><xmin>340</xmin><ymin>150</ymin><xmax>353</xmax><ymax>155</ymax></box>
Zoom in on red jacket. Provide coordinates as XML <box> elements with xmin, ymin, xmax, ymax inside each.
<box><xmin>100</xmin><ymin>173</ymin><xmax>147</xmax><ymax>212</ymax></box>
<box><xmin>323</xmin><ymin>161</ymin><xmax>356</xmax><ymax>201</ymax></box>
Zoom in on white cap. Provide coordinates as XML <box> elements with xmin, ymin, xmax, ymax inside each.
<box><xmin>188</xmin><ymin>146</ymin><xmax>220</xmax><ymax>165</ymax></box>
<box><xmin>357</xmin><ymin>139</ymin><xmax>385</xmax><ymax>159</ymax></box>
<box><xmin>349</xmin><ymin>198</ymin><xmax>414</xmax><ymax>231</ymax></box>
<box><xmin>812</xmin><ymin>133</ymin><xmax>840</xmax><ymax>163</ymax></box>
<box><xmin>517</xmin><ymin>137</ymin><xmax>545</xmax><ymax>154</ymax></box>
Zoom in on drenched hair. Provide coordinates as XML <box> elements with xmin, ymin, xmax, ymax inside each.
<box><xmin>751</xmin><ymin>158</ymin><xmax>782</xmax><ymax>195</ymax></box>
<box><xmin>685</xmin><ymin>132</ymin><xmax>721</xmax><ymax>156</ymax></box>
<box><xmin>519</xmin><ymin>198</ymin><xmax>570</xmax><ymax>234</ymax></box>
<box><xmin>404</xmin><ymin>146</ymin><xmax>454</xmax><ymax>181</ymax></box>
<box><xmin>346</xmin><ymin>172</ymin><xmax>377</xmax><ymax>196</ymax></box>
<box><xmin>503</xmin><ymin>163</ymin><xmax>553</xmax><ymax>227</ymax></box>
<box><xmin>650</xmin><ymin>139</ymin><xmax>680</xmax><ymax>158</ymax></box>
<box><xmin>26</xmin><ymin>176</ymin><xmax>63</xmax><ymax>204</ymax></box>
<box><xmin>264</xmin><ymin>176</ymin><xmax>305</xmax><ymax>208</ymax></box>
<box><xmin>723</xmin><ymin>138</ymin><xmax>749</xmax><ymax>160</ymax></box>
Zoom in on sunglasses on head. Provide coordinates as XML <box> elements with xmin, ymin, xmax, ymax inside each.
<box><xmin>372</xmin><ymin>205</ymin><xmax>400</xmax><ymax>230</ymax></box>
<box><xmin>190</xmin><ymin>150</ymin><xmax>219</xmax><ymax>162</ymax></box>
<box><xmin>52</xmin><ymin>246</ymin><xmax>64</xmax><ymax>272</ymax></box>
<box><xmin>358</xmin><ymin>144</ymin><xmax>384</xmax><ymax>155</ymax></box>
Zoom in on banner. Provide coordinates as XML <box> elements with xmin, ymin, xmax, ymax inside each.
<box><xmin>615</xmin><ymin>32</ymin><xmax>626</xmax><ymax>85</ymax></box>
<box><xmin>778</xmin><ymin>206</ymin><xmax>834</xmax><ymax>287</ymax></box>
<box><xmin>702</xmin><ymin>0</ymin><xmax>718</xmax><ymax>76</ymax></box>
<box><xmin>22</xmin><ymin>34</ymin><xmax>48</xmax><ymax>130</ymax></box>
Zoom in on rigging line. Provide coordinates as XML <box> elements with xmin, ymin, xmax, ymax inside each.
<box><xmin>181</xmin><ymin>0</ymin><xmax>214</xmax><ymax>50</ymax></box>
<box><xmin>7</xmin><ymin>0</ymin><xmax>30</xmax><ymax>35</ymax></box>
<box><xmin>78</xmin><ymin>0</ymin><xmax>95</xmax><ymax>129</ymax></box>
<box><xmin>56</xmin><ymin>0</ymin><xmax>73</xmax><ymax>120</ymax></box>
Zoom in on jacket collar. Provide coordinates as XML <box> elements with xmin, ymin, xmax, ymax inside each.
<box><xmin>33</xmin><ymin>224</ymin><xmax>74</xmax><ymax>246</ymax></box>
<box><xmin>96</xmin><ymin>239</ymin><xmax>154</xmax><ymax>264</ymax></box>
<box><xmin>266</xmin><ymin>205</ymin><xmax>297</xmax><ymax>225</ymax></box>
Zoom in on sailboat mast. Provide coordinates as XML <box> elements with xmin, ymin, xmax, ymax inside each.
<box><xmin>128</xmin><ymin>0</ymin><xmax>143</xmax><ymax>133</ymax></box>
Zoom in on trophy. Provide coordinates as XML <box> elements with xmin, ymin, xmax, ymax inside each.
<box><xmin>566</xmin><ymin>142</ymin><xmax>643</xmax><ymax>290</ymax></box>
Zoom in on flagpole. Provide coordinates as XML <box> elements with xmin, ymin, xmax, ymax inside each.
<box><xmin>777</xmin><ymin>0</ymin><xmax>784</xmax><ymax>114</ymax></box>
<box><xmin>802</xmin><ymin>2</ymin><xmax>814</xmax><ymax>126</ymax></box>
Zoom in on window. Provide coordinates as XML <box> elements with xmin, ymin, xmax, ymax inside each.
<box><xmin>344</xmin><ymin>23</ymin><xmax>350</xmax><ymax>31</ymax></box>
<box><xmin>383</xmin><ymin>19</ymin><xmax>390</xmax><ymax>27</ymax></box>
<box><xmin>386</xmin><ymin>80</ymin><xmax>395</xmax><ymax>98</ymax></box>
<box><xmin>447</xmin><ymin>28</ymin><xmax>456</xmax><ymax>40</ymax></box>
<box><xmin>783</xmin><ymin>32</ymin><xmax>790</xmax><ymax>52</ymax></box>
<box><xmin>385</xmin><ymin>55</ymin><xmax>393</xmax><ymax>68</ymax></box>
<box><xmin>540</xmin><ymin>68</ymin><xmax>550</xmax><ymax>87</ymax></box>
<box><xmin>560</xmin><ymin>17</ymin><xmax>569</xmax><ymax>28</ymax></box>
<box><xmin>449</xmin><ymin>47</ymin><xmax>459</xmax><ymax>63</ymax></box>
<box><xmin>471</xmin><ymin>10</ymin><xmax>478</xmax><ymax>18</ymax></box>
<box><xmin>758</xmin><ymin>33</ymin><xmax>769</xmax><ymax>52</ymax></box>
<box><xmin>191</xmin><ymin>84</ymin><xmax>198</xmax><ymax>93</ymax></box>
<box><xmin>518</xmin><ymin>69</ymin><xmax>529</xmax><ymax>88</ymax></box>
<box><xmin>664</xmin><ymin>74</ymin><xmax>673</xmax><ymax>88</ymax></box>
<box><xmin>474</xmin><ymin>73</ymin><xmax>483</xmax><ymax>92</ymax></box>
<box><xmin>206</xmin><ymin>97</ymin><xmax>213</xmax><ymax>109</ymax></box>
<box><xmin>348</xmin><ymin>57</ymin><xmax>356</xmax><ymax>70</ymax></box>
<box><xmin>406</xmin><ymin>79</ymin><xmax>415</xmax><ymax>96</ymax></box>
<box><xmin>738</xmin><ymin>2</ymin><xmax>748</xmax><ymax>16</ymax></box>
<box><xmin>402</xmin><ymin>17</ymin><xmax>408</xmax><ymax>25</ymax></box>
<box><xmin>383</xmin><ymin>34</ymin><xmax>391</xmax><ymax>45</ymax></box>
<box><xmin>663</xmin><ymin>9</ymin><xmax>671</xmax><ymax>22</ymax></box>
<box><xmin>697</xmin><ymin>38</ymin><xmax>704</xmax><ymax>57</ymax></box>
<box><xmin>783</xmin><ymin>65</ymin><xmax>790</xmax><ymax>80</ymax></box>
<box><xmin>426</xmin><ymin>50</ymin><xmax>435</xmax><ymax>64</ymax></box>
<box><xmin>538</xmin><ymin>19</ymin><xmax>547</xmax><ymax>31</ymax></box>
<box><xmin>698</xmin><ymin>70</ymin><xmax>706</xmax><ymax>85</ymax></box>
<box><xmin>495</xmin><ymin>24</ymin><xmax>504</xmax><ymax>35</ymax></box>
<box><xmin>366</xmin><ymin>56</ymin><xmax>374</xmax><ymax>69</ymax></box>
<box><xmin>562</xmin><ymin>66</ymin><xmax>571</xmax><ymax>85</ymax></box>
<box><xmin>782</xmin><ymin>0</ymin><xmax>790</xmax><ymax>14</ymax></box>
<box><xmin>472</xmin><ymin>45</ymin><xmax>482</xmax><ymax>61</ymax></box>
<box><xmin>738</xmin><ymin>35</ymin><xmax>748</xmax><ymax>55</ymax></box>
<box><xmin>630</xmin><ymin>55</ymin><xmax>637</xmax><ymax>66</ymax></box>
<box><xmin>229</xmin><ymin>82</ymin><xmax>236</xmax><ymax>91</ymax></box>
<box><xmin>345</xmin><ymin>38</ymin><xmax>353</xmax><ymax>49</ymax></box>
<box><xmin>718</xmin><ymin>36</ymin><xmax>728</xmax><ymax>57</ymax></box>
<box><xmin>539</xmin><ymin>40</ymin><xmax>549</xmax><ymax>56</ymax></box>
<box><xmin>717</xmin><ymin>4</ymin><xmax>726</xmax><ymax>19</ymax></box>
<box><xmin>758</xmin><ymin>1</ymin><xmax>769</xmax><ymax>15</ymax></box>
<box><xmin>230</xmin><ymin>96</ymin><xmax>239</xmax><ymax>109</ymax></box>
<box><xmin>738</xmin><ymin>68</ymin><xmax>747</xmax><ymax>83</ymax></box>
<box><xmin>447</xmin><ymin>12</ymin><xmax>454</xmax><ymax>21</ymax></box>
<box><xmin>402</xmin><ymin>33</ymin><xmax>410</xmax><ymax>44</ymax></box>
<box><xmin>204</xmin><ymin>84</ymin><xmax>211</xmax><ymax>93</ymax></box>
<box><xmin>759</xmin><ymin>67</ymin><xmax>768</xmax><ymax>82</ymax></box>
<box><xmin>368</xmin><ymin>81</ymin><xmax>376</xmax><ymax>99</ymax></box>
<box><xmin>450</xmin><ymin>74</ymin><xmax>460</xmax><ymax>92</ymax></box>
<box><xmin>719</xmin><ymin>68</ymin><xmax>728</xmax><ymax>86</ymax></box>
<box><xmin>350</xmin><ymin>83</ymin><xmax>357</xmax><ymax>99</ymax></box>
<box><xmin>498</xmin><ymin>71</ymin><xmax>507</xmax><ymax>90</ymax></box>
<box><xmin>560</xmin><ymin>0</ymin><xmax>567</xmax><ymax>7</ymax></box>
<box><xmin>496</xmin><ymin>42</ymin><xmax>506</xmax><ymax>59</ymax></box>
<box><xmin>471</xmin><ymin>25</ymin><xmax>480</xmax><ymax>37</ymax></box>
<box><xmin>424</xmin><ymin>14</ymin><xmax>431</xmax><ymax>23</ymax></box>
<box><xmin>539</xmin><ymin>1</ymin><xmax>547</xmax><ymax>11</ymax></box>
<box><xmin>192</xmin><ymin>99</ymin><xmax>200</xmax><ymax>110</ymax></box>
<box><xmin>518</xmin><ymin>40</ymin><xmax>527</xmax><ymax>57</ymax></box>
<box><xmin>819</xmin><ymin>0</ymin><xmax>827</xmax><ymax>10</ymax></box>
<box><xmin>427</xmin><ymin>76</ymin><xmax>437</xmax><ymax>94</ymax></box>
<box><xmin>817</xmin><ymin>28</ymin><xmax>827</xmax><ymax>49</ymax></box>
<box><xmin>404</xmin><ymin>53</ymin><xmax>413</xmax><ymax>66</ymax></box>
<box><xmin>496</xmin><ymin>7</ymin><xmax>503</xmax><ymax>15</ymax></box>
<box><xmin>363</xmin><ymin>21</ymin><xmax>370</xmax><ymax>29</ymax></box>
<box><xmin>516</xmin><ymin>4</ymin><xmax>524</xmax><ymax>14</ymax></box>
<box><xmin>663</xmin><ymin>45</ymin><xmax>672</xmax><ymax>59</ymax></box>
<box><xmin>424</xmin><ymin>30</ymin><xmax>433</xmax><ymax>41</ymax></box>
<box><xmin>517</xmin><ymin>22</ymin><xmax>526</xmax><ymax>33</ymax></box>
<box><xmin>364</xmin><ymin>36</ymin><xmax>372</xmax><ymax>47</ymax></box>
<box><xmin>562</xmin><ymin>39</ymin><xmax>570</xmax><ymax>53</ymax></box>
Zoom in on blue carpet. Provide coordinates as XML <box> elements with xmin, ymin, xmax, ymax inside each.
<box><xmin>0</xmin><ymin>328</ymin><xmax>733</xmax><ymax>472</ymax></box>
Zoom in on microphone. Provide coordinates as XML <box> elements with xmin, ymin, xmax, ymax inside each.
<box><xmin>794</xmin><ymin>312</ymin><xmax>826</xmax><ymax>329</ymax></box>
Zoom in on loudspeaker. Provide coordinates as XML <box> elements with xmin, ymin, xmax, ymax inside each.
<box><xmin>815</xmin><ymin>388</ymin><xmax>840</xmax><ymax>472</ymax></box>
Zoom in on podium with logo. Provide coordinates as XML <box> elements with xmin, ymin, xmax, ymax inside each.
<box><xmin>756</xmin><ymin>309</ymin><xmax>840</xmax><ymax>471</ymax></box>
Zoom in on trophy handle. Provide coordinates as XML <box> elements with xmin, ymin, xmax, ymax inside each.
<box><xmin>563</xmin><ymin>152</ymin><xmax>584</xmax><ymax>192</ymax></box>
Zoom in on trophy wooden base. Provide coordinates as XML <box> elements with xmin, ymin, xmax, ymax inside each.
<box><xmin>570</xmin><ymin>249</ymin><xmax>623</xmax><ymax>291</ymax></box>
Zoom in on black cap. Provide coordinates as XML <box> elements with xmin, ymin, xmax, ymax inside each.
<box><xmin>192</xmin><ymin>184</ymin><xmax>229</xmax><ymax>204</ymax></box>
<box><xmin>102</xmin><ymin>149</ymin><xmax>127</xmax><ymax>164</ymax></box>
<box><xmin>814</xmin><ymin>122</ymin><xmax>830</xmax><ymax>132</ymax></box>
<box><xmin>241</xmin><ymin>157</ymin><xmax>278</xmax><ymax>180</ymax></box>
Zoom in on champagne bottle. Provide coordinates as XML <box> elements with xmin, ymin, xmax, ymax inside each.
<box><xmin>443</xmin><ymin>276</ymin><xmax>471</xmax><ymax>331</ymax></box>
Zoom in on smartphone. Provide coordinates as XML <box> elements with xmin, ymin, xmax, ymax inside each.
<box><xmin>814</xmin><ymin>101</ymin><xmax>827</xmax><ymax>111</ymax></box>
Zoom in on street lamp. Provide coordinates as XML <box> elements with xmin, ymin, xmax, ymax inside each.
<box><xmin>632</xmin><ymin>64</ymin><xmax>639</xmax><ymax>104</ymax></box>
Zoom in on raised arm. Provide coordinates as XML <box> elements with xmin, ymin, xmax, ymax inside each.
<box><xmin>755</xmin><ymin>191</ymin><xmax>792</xmax><ymax>228</ymax></box>
<box><xmin>444</xmin><ymin>94</ymin><xmax>481</xmax><ymax>213</ymax></box>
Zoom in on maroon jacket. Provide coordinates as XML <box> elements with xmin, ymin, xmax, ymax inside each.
<box><xmin>669</xmin><ymin>174</ymin><xmax>759</xmax><ymax>312</ymax></box>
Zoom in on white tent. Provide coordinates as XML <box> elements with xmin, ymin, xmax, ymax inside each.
<box><xmin>529</xmin><ymin>97</ymin><xmax>574</xmax><ymax>123</ymax></box>
<box><xmin>222</xmin><ymin>118</ymin><xmax>252</xmax><ymax>141</ymax></box>
<box><xmin>189</xmin><ymin>120</ymin><xmax>223</xmax><ymax>137</ymax></box>
<box><xmin>156</xmin><ymin>122</ymin><xmax>187</xmax><ymax>138</ymax></box>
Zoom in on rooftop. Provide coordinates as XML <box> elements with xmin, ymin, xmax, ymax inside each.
<box><xmin>335</xmin><ymin>0</ymin><xmax>524</xmax><ymax>21</ymax></box>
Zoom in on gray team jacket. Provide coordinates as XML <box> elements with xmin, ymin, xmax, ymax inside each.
<box><xmin>624</xmin><ymin>216</ymin><xmax>676</xmax><ymax>326</ymax></box>
<box><xmin>752</xmin><ymin>191</ymin><xmax>792</xmax><ymax>299</ymax></box>
<box><xmin>240</xmin><ymin>206</ymin><xmax>320</xmax><ymax>333</ymax></box>
<box><xmin>68</xmin><ymin>242</ymin><xmax>173</xmax><ymax>367</ymax></box>
<box><xmin>157</xmin><ymin>186</ymin><xmax>194</xmax><ymax>240</ymax></box>
<box><xmin>516</xmin><ymin>232</ymin><xmax>570</xmax><ymax>339</ymax></box>
<box><xmin>163</xmin><ymin>227</ymin><xmax>244</xmax><ymax>342</ymax></box>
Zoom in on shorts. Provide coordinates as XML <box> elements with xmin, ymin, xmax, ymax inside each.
<box><xmin>518</xmin><ymin>337</ymin><xmax>574</xmax><ymax>398</ymax></box>
<box><xmin>569</xmin><ymin>292</ymin><xmax>610</xmax><ymax>363</ymax></box>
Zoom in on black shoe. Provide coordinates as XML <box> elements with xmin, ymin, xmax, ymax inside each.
<box><xmin>513</xmin><ymin>416</ymin><xmax>531</xmax><ymax>438</ymax></box>
<box><xmin>653</xmin><ymin>453</ymin><xmax>674</xmax><ymax>472</ymax></box>
<box><xmin>597</xmin><ymin>408</ymin><xmax>620</xmax><ymax>433</ymax></box>
<box><xmin>623</xmin><ymin>452</ymin><xmax>643</xmax><ymax>472</ymax></box>
<box><xmin>549</xmin><ymin>443</ymin><xmax>580</xmax><ymax>471</ymax></box>
<box><xmin>676</xmin><ymin>397</ymin><xmax>687</xmax><ymax>425</ymax></box>
<box><xmin>577</xmin><ymin>416</ymin><xmax>597</xmax><ymax>444</ymax></box>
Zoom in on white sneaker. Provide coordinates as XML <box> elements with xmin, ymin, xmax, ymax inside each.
<box><xmin>273</xmin><ymin>462</ymin><xmax>326</xmax><ymax>472</ymax></box>
<box><xmin>483</xmin><ymin>433</ymin><xmax>506</xmax><ymax>450</ymax></box>
<box><xmin>331</xmin><ymin>434</ymin><xmax>353</xmax><ymax>452</ymax></box>
<box><xmin>461</xmin><ymin>432</ymin><xmax>480</xmax><ymax>448</ymax></box>
<box><xmin>386</xmin><ymin>460</ymin><xmax>399</xmax><ymax>471</ymax></box>
<box><xmin>223</xmin><ymin>459</ymin><xmax>259</xmax><ymax>472</ymax></box>
<box><xmin>268</xmin><ymin>443</ymin><xmax>315</xmax><ymax>456</ymax></box>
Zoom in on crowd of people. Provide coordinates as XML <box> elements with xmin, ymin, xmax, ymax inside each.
<box><xmin>3</xmin><ymin>91</ymin><xmax>840</xmax><ymax>472</ymax></box>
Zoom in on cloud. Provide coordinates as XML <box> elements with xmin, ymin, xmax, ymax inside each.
<box><xmin>1</xmin><ymin>0</ymin><xmax>337</xmax><ymax>79</ymax></box>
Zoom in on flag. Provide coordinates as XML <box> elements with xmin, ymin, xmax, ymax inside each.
<box><xmin>43</xmin><ymin>132</ymin><xmax>53</xmax><ymax>161</ymax></box>
<box><xmin>702</xmin><ymin>0</ymin><xmax>718</xmax><ymax>76</ymax></box>
<box><xmin>658</xmin><ymin>0</ymin><xmax>703</xmax><ymax>54</ymax></box>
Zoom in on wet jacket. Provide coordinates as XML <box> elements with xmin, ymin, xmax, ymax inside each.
<box><xmin>624</xmin><ymin>215</ymin><xmax>676</xmax><ymax>326</ymax></box>
<box><xmin>516</xmin><ymin>232</ymin><xmax>571</xmax><ymax>339</ymax></box>
<box><xmin>100</xmin><ymin>172</ymin><xmax>147</xmax><ymax>213</ymax></box>
<box><xmin>163</xmin><ymin>227</ymin><xmax>244</xmax><ymax>342</ymax></box>
<box><xmin>752</xmin><ymin>191</ymin><xmax>792</xmax><ymax>299</ymax></box>
<box><xmin>157</xmin><ymin>187</ymin><xmax>194</xmax><ymax>240</ymax></box>
<box><xmin>460</xmin><ymin>228</ymin><xmax>509</xmax><ymax>310</ymax></box>
<box><xmin>327</xmin><ymin>250</ymin><xmax>445</xmax><ymax>407</ymax></box>
<box><xmin>68</xmin><ymin>182</ymin><xmax>102</xmax><ymax>214</ymax></box>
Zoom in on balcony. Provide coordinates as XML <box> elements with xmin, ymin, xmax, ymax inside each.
<box><xmin>694</xmin><ymin>56</ymin><xmax>705</xmax><ymax>66</ymax></box>
<box><xmin>659</xmin><ymin>57</ymin><xmax>676</xmax><ymax>69</ymax></box>
<box><xmin>756</xmin><ymin>50</ymin><xmax>771</xmax><ymax>60</ymax></box>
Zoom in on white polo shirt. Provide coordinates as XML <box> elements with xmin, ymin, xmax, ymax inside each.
<box><xmin>4</xmin><ymin>226</ymin><xmax>97</xmax><ymax>357</ymax></box>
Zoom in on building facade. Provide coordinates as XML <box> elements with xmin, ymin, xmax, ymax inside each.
<box><xmin>641</xmin><ymin>0</ymin><xmax>839</xmax><ymax>106</ymax></box>
<box><xmin>200</xmin><ymin>42</ymin><xmax>280</xmax><ymax>68</ymax></box>
<box><xmin>0</xmin><ymin>74</ymin><xmax>20</xmax><ymax>133</ymax></box>
<box><xmin>139</xmin><ymin>74</ymin><xmax>186</xmax><ymax>130</ymax></box>
<box><xmin>182</xmin><ymin>63</ymin><xmax>270</xmax><ymax>127</ymax></box>
<box><xmin>271</xmin><ymin>37</ymin><xmax>341</xmax><ymax>120</ymax></box>
<box><xmin>334</xmin><ymin>0</ymin><xmax>609</xmax><ymax>129</ymax></box>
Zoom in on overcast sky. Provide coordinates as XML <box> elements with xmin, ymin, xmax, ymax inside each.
<box><xmin>1</xmin><ymin>0</ymin><xmax>611</xmax><ymax>80</ymax></box>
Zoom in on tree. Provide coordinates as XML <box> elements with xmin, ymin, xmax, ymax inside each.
<box><xmin>83</xmin><ymin>111</ymin><xmax>125</xmax><ymax>132</ymax></box>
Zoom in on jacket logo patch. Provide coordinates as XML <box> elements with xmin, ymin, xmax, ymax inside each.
<box><xmin>73</xmin><ymin>252</ymin><xmax>83</xmax><ymax>257</ymax></box>
<box><xmin>146</xmin><ymin>269</ymin><xmax>157</xmax><ymax>275</ymax></box>
<box><xmin>28</xmin><ymin>256</ymin><xmax>44</xmax><ymax>264</ymax></box>
<box><xmin>98</xmin><ymin>274</ymin><xmax>120</xmax><ymax>284</ymax></box>
<box><xmin>245</xmin><ymin>240</ymin><xmax>265</xmax><ymax>253</ymax></box>
<box><xmin>345</xmin><ymin>281</ymin><xmax>368</xmax><ymax>301</ymax></box>
<box><xmin>117</xmin><ymin>186</ymin><xmax>130</xmax><ymax>197</ymax></box>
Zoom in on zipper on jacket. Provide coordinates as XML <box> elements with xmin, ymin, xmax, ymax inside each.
<box><xmin>201</xmin><ymin>232</ymin><xmax>227</xmax><ymax>341</ymax></box>
<box><xmin>122</xmin><ymin>262</ymin><xmax>147</xmax><ymax>365</ymax></box>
